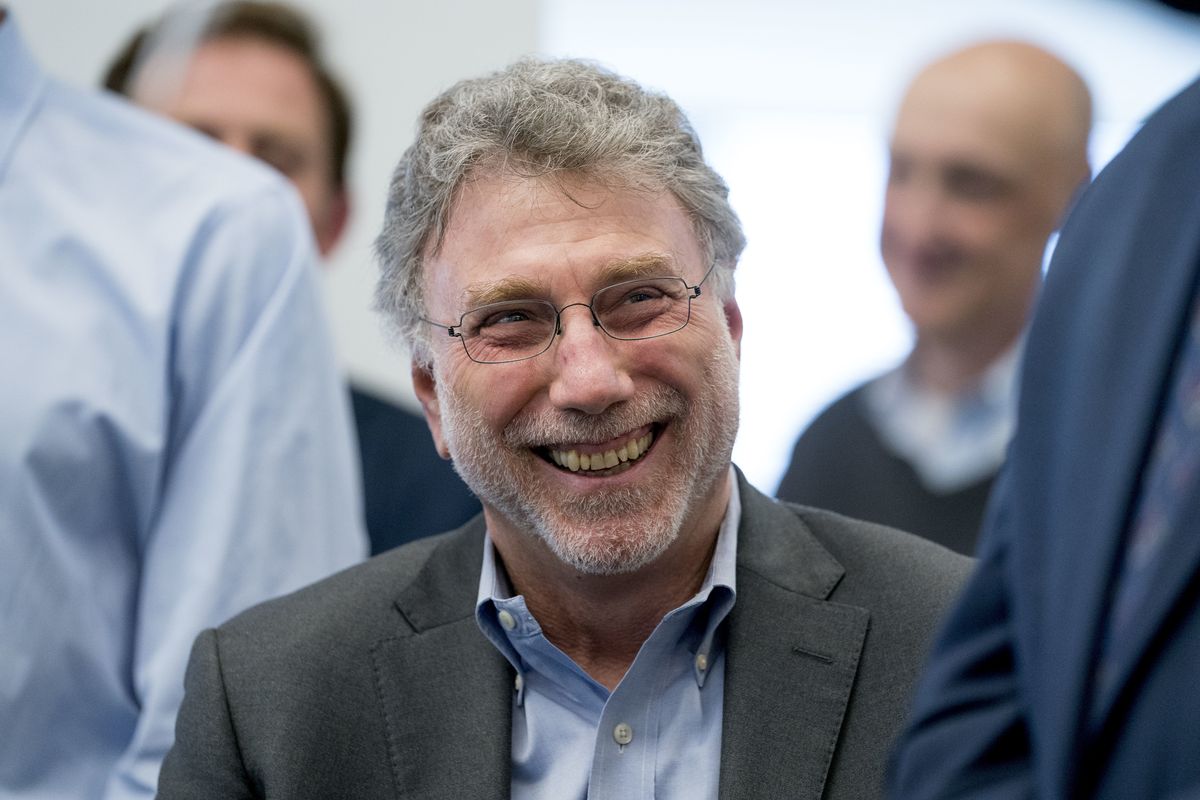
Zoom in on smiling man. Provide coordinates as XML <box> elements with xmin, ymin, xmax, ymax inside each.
<box><xmin>158</xmin><ymin>58</ymin><xmax>971</xmax><ymax>800</ymax></box>
<box><xmin>777</xmin><ymin>41</ymin><xmax>1092</xmax><ymax>555</ymax></box>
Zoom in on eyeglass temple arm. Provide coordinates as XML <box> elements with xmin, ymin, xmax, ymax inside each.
<box><xmin>419</xmin><ymin>316</ymin><xmax>463</xmax><ymax>338</ymax></box>
<box><xmin>692</xmin><ymin>262</ymin><xmax>718</xmax><ymax>295</ymax></box>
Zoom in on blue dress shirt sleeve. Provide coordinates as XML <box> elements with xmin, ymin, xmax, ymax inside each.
<box><xmin>0</xmin><ymin>16</ymin><xmax>366</xmax><ymax>799</ymax></box>
<box><xmin>109</xmin><ymin>182</ymin><xmax>368</xmax><ymax>799</ymax></box>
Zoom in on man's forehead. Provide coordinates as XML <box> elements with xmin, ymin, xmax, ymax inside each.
<box><xmin>460</xmin><ymin>253</ymin><xmax>683</xmax><ymax>308</ymax></box>
<box><xmin>424</xmin><ymin>172</ymin><xmax>702</xmax><ymax>295</ymax></box>
<box><xmin>453</xmin><ymin>169</ymin><xmax>652</xmax><ymax>215</ymax></box>
<box><xmin>892</xmin><ymin>45</ymin><xmax>1086</xmax><ymax>176</ymax></box>
<box><xmin>890</xmin><ymin>88</ymin><xmax>1037</xmax><ymax>178</ymax></box>
<box><xmin>138</xmin><ymin>38</ymin><xmax>325</xmax><ymax>127</ymax></box>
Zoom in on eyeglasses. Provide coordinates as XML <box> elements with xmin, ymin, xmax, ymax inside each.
<box><xmin>422</xmin><ymin>264</ymin><xmax>716</xmax><ymax>364</ymax></box>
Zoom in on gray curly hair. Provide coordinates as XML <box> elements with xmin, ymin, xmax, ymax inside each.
<box><xmin>374</xmin><ymin>58</ymin><xmax>746</xmax><ymax>365</ymax></box>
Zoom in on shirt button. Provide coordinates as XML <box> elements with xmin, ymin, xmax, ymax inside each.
<box><xmin>696</xmin><ymin>653</ymin><xmax>709</xmax><ymax>671</ymax></box>
<box><xmin>514</xmin><ymin>673</ymin><xmax>524</xmax><ymax>692</ymax></box>
<box><xmin>613</xmin><ymin>722</ymin><xmax>634</xmax><ymax>746</ymax></box>
<box><xmin>498</xmin><ymin>609</ymin><xmax>517</xmax><ymax>631</ymax></box>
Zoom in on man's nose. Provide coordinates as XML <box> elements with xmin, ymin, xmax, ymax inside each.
<box><xmin>547</xmin><ymin>304</ymin><xmax>635</xmax><ymax>415</ymax></box>
<box><xmin>885</xmin><ymin>182</ymin><xmax>947</xmax><ymax>251</ymax></box>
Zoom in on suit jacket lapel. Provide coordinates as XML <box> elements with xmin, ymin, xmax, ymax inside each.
<box><xmin>1091</xmin><ymin>485</ymin><xmax>1200</xmax><ymax>729</ymax></box>
<box><xmin>1024</xmin><ymin>125</ymin><xmax>1200</xmax><ymax>786</ymax></box>
<box><xmin>366</xmin><ymin>478</ymin><xmax>871</xmax><ymax>800</ymax></box>
<box><xmin>1040</xmin><ymin>271</ymin><xmax>1183</xmax><ymax>781</ymax></box>
<box><xmin>371</xmin><ymin>521</ymin><xmax>514</xmax><ymax>800</ymax></box>
<box><xmin>719</xmin><ymin>474</ymin><xmax>869</xmax><ymax>800</ymax></box>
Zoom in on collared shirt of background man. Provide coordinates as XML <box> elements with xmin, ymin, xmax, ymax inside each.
<box><xmin>158</xmin><ymin>57</ymin><xmax>971</xmax><ymax>800</ymax></box>
<box><xmin>777</xmin><ymin>41</ymin><xmax>1092</xmax><ymax>555</ymax></box>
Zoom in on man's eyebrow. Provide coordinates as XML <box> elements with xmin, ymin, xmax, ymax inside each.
<box><xmin>596</xmin><ymin>254</ymin><xmax>680</xmax><ymax>284</ymax></box>
<box><xmin>462</xmin><ymin>276</ymin><xmax>544</xmax><ymax>309</ymax></box>
<box><xmin>460</xmin><ymin>253</ymin><xmax>681</xmax><ymax>309</ymax></box>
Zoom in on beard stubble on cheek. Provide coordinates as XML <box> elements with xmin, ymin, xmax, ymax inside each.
<box><xmin>434</xmin><ymin>333</ymin><xmax>741</xmax><ymax>576</ymax></box>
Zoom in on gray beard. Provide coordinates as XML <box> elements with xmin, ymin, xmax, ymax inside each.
<box><xmin>437</xmin><ymin>335</ymin><xmax>740</xmax><ymax>575</ymax></box>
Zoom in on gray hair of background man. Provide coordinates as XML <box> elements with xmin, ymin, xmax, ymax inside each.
<box><xmin>374</xmin><ymin>58</ymin><xmax>747</xmax><ymax>365</ymax></box>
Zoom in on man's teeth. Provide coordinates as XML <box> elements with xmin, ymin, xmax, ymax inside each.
<box><xmin>549</xmin><ymin>433</ymin><xmax>654</xmax><ymax>473</ymax></box>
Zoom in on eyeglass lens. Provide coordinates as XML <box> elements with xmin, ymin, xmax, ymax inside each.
<box><xmin>458</xmin><ymin>276</ymin><xmax>696</xmax><ymax>363</ymax></box>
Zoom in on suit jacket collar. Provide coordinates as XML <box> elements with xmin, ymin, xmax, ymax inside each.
<box><xmin>372</xmin><ymin>517</ymin><xmax>515</xmax><ymax>800</ymax></box>
<box><xmin>731</xmin><ymin>468</ymin><xmax>845</xmax><ymax>598</ymax></box>
<box><xmin>720</xmin><ymin>470</ymin><xmax>869</xmax><ymax>800</ymax></box>
<box><xmin>375</xmin><ymin>472</ymin><xmax>867</xmax><ymax>800</ymax></box>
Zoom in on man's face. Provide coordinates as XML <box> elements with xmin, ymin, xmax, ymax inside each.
<box><xmin>137</xmin><ymin>36</ymin><xmax>347</xmax><ymax>255</ymax></box>
<box><xmin>881</xmin><ymin>76</ymin><xmax>1065</xmax><ymax>344</ymax></box>
<box><xmin>413</xmin><ymin>173</ymin><xmax>742</xmax><ymax>576</ymax></box>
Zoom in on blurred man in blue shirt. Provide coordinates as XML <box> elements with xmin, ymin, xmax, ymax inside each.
<box><xmin>103</xmin><ymin>1</ymin><xmax>480</xmax><ymax>553</ymax></box>
<box><xmin>0</xmin><ymin>9</ymin><xmax>364</xmax><ymax>798</ymax></box>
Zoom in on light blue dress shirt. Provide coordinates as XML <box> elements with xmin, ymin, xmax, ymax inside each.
<box><xmin>476</xmin><ymin>471</ymin><xmax>740</xmax><ymax>800</ymax></box>
<box><xmin>0</xmin><ymin>16</ymin><xmax>366</xmax><ymax>800</ymax></box>
<box><xmin>865</xmin><ymin>342</ymin><xmax>1022</xmax><ymax>492</ymax></box>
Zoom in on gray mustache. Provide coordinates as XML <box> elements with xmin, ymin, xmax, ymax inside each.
<box><xmin>504</xmin><ymin>387</ymin><xmax>686</xmax><ymax>447</ymax></box>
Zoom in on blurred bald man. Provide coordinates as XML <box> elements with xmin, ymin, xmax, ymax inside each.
<box><xmin>777</xmin><ymin>41</ymin><xmax>1092</xmax><ymax>554</ymax></box>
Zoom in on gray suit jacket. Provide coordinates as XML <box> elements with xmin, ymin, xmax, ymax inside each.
<box><xmin>159</xmin><ymin>473</ymin><xmax>970</xmax><ymax>799</ymax></box>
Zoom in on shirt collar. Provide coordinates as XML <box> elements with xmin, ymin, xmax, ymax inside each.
<box><xmin>866</xmin><ymin>338</ymin><xmax>1023</xmax><ymax>491</ymax></box>
<box><xmin>475</xmin><ymin>465</ymin><xmax>741</xmax><ymax>689</ymax></box>
<box><xmin>0</xmin><ymin>13</ymin><xmax>47</xmax><ymax>183</ymax></box>
<box><xmin>886</xmin><ymin>336</ymin><xmax>1024</xmax><ymax>411</ymax></box>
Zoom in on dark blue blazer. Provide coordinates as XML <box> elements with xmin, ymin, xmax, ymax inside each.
<box><xmin>890</xmin><ymin>76</ymin><xmax>1200</xmax><ymax>800</ymax></box>
<box><xmin>350</xmin><ymin>385</ymin><xmax>480</xmax><ymax>554</ymax></box>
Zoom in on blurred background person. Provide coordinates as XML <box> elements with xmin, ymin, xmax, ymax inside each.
<box><xmin>776</xmin><ymin>40</ymin><xmax>1092</xmax><ymax>554</ymax></box>
<box><xmin>103</xmin><ymin>0</ymin><xmax>480</xmax><ymax>553</ymax></box>
<box><xmin>891</xmin><ymin>67</ymin><xmax>1200</xmax><ymax>800</ymax></box>
<box><xmin>0</xmin><ymin>7</ymin><xmax>364</xmax><ymax>798</ymax></box>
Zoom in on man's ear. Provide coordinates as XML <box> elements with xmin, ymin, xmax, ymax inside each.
<box><xmin>723</xmin><ymin>298</ymin><xmax>744</xmax><ymax>358</ymax></box>
<box><xmin>315</xmin><ymin>187</ymin><xmax>351</xmax><ymax>257</ymax></box>
<box><xmin>411</xmin><ymin>360</ymin><xmax>450</xmax><ymax>459</ymax></box>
